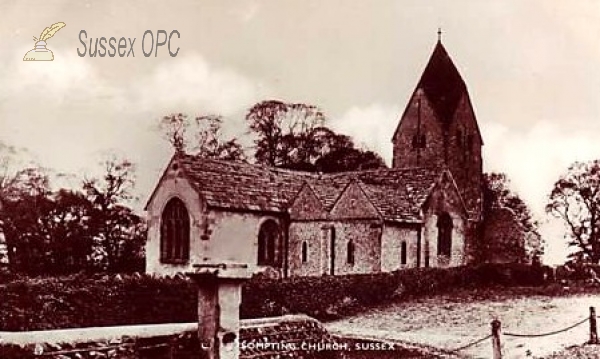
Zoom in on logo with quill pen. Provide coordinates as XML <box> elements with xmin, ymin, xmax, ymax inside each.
<box><xmin>23</xmin><ymin>22</ymin><xmax>66</xmax><ymax>61</ymax></box>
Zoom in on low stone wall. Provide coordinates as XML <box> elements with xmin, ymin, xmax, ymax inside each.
<box><xmin>0</xmin><ymin>315</ymin><xmax>337</xmax><ymax>359</ymax></box>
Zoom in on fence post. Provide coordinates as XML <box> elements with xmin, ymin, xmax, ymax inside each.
<box><xmin>590</xmin><ymin>307</ymin><xmax>598</xmax><ymax>344</ymax></box>
<box><xmin>491</xmin><ymin>319</ymin><xmax>502</xmax><ymax>359</ymax></box>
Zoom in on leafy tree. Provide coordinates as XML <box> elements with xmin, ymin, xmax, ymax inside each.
<box><xmin>315</xmin><ymin>140</ymin><xmax>386</xmax><ymax>173</ymax></box>
<box><xmin>44</xmin><ymin>189</ymin><xmax>95</xmax><ymax>273</ymax></box>
<box><xmin>160</xmin><ymin>113</ymin><xmax>245</xmax><ymax>161</ymax></box>
<box><xmin>88</xmin><ymin>204</ymin><xmax>146</xmax><ymax>273</ymax></box>
<box><xmin>481</xmin><ymin>172</ymin><xmax>542</xmax><ymax>263</ymax></box>
<box><xmin>1</xmin><ymin>177</ymin><xmax>95</xmax><ymax>274</ymax></box>
<box><xmin>483</xmin><ymin>173</ymin><xmax>538</xmax><ymax>233</ymax></box>
<box><xmin>246</xmin><ymin>100</ymin><xmax>326</xmax><ymax>167</ymax></box>
<box><xmin>83</xmin><ymin>154</ymin><xmax>146</xmax><ymax>272</ymax></box>
<box><xmin>546</xmin><ymin>160</ymin><xmax>600</xmax><ymax>263</ymax></box>
<box><xmin>246</xmin><ymin>100</ymin><xmax>386</xmax><ymax>172</ymax></box>
<box><xmin>0</xmin><ymin>165</ymin><xmax>52</xmax><ymax>273</ymax></box>
<box><xmin>0</xmin><ymin>147</ymin><xmax>146</xmax><ymax>274</ymax></box>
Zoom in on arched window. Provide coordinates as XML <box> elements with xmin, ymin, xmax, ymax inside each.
<box><xmin>437</xmin><ymin>212</ymin><xmax>453</xmax><ymax>257</ymax></box>
<box><xmin>258</xmin><ymin>220</ymin><xmax>281</xmax><ymax>267</ymax></box>
<box><xmin>401</xmin><ymin>241</ymin><xmax>407</xmax><ymax>265</ymax></box>
<box><xmin>160</xmin><ymin>198</ymin><xmax>190</xmax><ymax>263</ymax></box>
<box><xmin>301</xmin><ymin>241</ymin><xmax>308</xmax><ymax>263</ymax></box>
<box><xmin>347</xmin><ymin>240</ymin><xmax>355</xmax><ymax>266</ymax></box>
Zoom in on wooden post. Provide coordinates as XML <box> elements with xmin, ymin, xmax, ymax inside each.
<box><xmin>491</xmin><ymin>319</ymin><xmax>502</xmax><ymax>359</ymax></box>
<box><xmin>590</xmin><ymin>307</ymin><xmax>598</xmax><ymax>344</ymax></box>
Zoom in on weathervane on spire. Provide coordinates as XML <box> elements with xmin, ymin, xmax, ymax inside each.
<box><xmin>437</xmin><ymin>27</ymin><xmax>442</xmax><ymax>42</ymax></box>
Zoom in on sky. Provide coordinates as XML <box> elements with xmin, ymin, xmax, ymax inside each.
<box><xmin>1</xmin><ymin>1</ymin><xmax>600</xmax><ymax>264</ymax></box>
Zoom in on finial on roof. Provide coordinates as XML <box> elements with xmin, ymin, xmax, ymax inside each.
<box><xmin>437</xmin><ymin>27</ymin><xmax>442</xmax><ymax>42</ymax></box>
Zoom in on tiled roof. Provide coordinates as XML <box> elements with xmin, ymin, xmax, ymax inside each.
<box><xmin>329</xmin><ymin>167</ymin><xmax>439</xmax><ymax>222</ymax></box>
<box><xmin>173</xmin><ymin>155</ymin><xmax>441</xmax><ymax>223</ymax></box>
<box><xmin>360</xmin><ymin>184</ymin><xmax>422</xmax><ymax>223</ymax></box>
<box><xmin>306</xmin><ymin>176</ymin><xmax>352</xmax><ymax>211</ymax></box>
<box><xmin>176</xmin><ymin>154</ymin><xmax>313</xmax><ymax>213</ymax></box>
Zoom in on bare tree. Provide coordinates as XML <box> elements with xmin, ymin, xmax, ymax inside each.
<box><xmin>159</xmin><ymin>113</ymin><xmax>246</xmax><ymax>161</ymax></box>
<box><xmin>159</xmin><ymin>113</ymin><xmax>188</xmax><ymax>153</ymax></box>
<box><xmin>0</xmin><ymin>143</ymin><xmax>44</xmax><ymax>202</ymax></box>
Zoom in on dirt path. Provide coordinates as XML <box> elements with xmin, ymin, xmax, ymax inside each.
<box><xmin>325</xmin><ymin>292</ymin><xmax>600</xmax><ymax>359</ymax></box>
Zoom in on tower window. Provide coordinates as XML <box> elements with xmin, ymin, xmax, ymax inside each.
<box><xmin>412</xmin><ymin>134</ymin><xmax>426</xmax><ymax>149</ymax></box>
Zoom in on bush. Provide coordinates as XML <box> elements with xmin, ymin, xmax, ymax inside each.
<box><xmin>242</xmin><ymin>264</ymin><xmax>547</xmax><ymax>320</ymax></box>
<box><xmin>0</xmin><ymin>273</ymin><xmax>197</xmax><ymax>331</ymax></box>
<box><xmin>0</xmin><ymin>344</ymin><xmax>34</xmax><ymax>359</ymax></box>
<box><xmin>0</xmin><ymin>264</ymin><xmax>547</xmax><ymax>331</ymax></box>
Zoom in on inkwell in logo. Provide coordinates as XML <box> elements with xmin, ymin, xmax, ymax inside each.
<box><xmin>23</xmin><ymin>22</ymin><xmax>66</xmax><ymax>61</ymax></box>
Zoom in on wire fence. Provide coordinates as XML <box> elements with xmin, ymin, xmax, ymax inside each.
<box><xmin>443</xmin><ymin>306</ymin><xmax>598</xmax><ymax>358</ymax></box>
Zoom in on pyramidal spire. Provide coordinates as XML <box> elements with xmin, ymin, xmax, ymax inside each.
<box><xmin>415</xmin><ymin>35</ymin><xmax>467</xmax><ymax>125</ymax></box>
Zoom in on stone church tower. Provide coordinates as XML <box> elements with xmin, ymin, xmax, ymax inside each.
<box><xmin>392</xmin><ymin>37</ymin><xmax>484</xmax><ymax>224</ymax></box>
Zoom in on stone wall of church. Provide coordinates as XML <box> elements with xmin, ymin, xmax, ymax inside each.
<box><xmin>392</xmin><ymin>90</ymin><xmax>446</xmax><ymax>169</ymax></box>
<box><xmin>334</xmin><ymin>220</ymin><xmax>382</xmax><ymax>275</ymax></box>
<box><xmin>421</xmin><ymin>174</ymin><xmax>468</xmax><ymax>268</ymax></box>
<box><xmin>288</xmin><ymin>220</ymin><xmax>382</xmax><ymax>277</ymax></box>
<box><xmin>288</xmin><ymin>221</ymin><xmax>329</xmax><ymax>276</ymax></box>
<box><xmin>380</xmin><ymin>225</ymin><xmax>419</xmax><ymax>271</ymax></box>
<box><xmin>392</xmin><ymin>92</ymin><xmax>483</xmax><ymax>224</ymax></box>
<box><xmin>445</xmin><ymin>94</ymin><xmax>483</xmax><ymax>221</ymax></box>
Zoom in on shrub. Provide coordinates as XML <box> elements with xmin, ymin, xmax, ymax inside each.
<box><xmin>0</xmin><ymin>264</ymin><xmax>547</xmax><ymax>331</ymax></box>
<box><xmin>0</xmin><ymin>344</ymin><xmax>34</xmax><ymax>359</ymax></box>
<box><xmin>0</xmin><ymin>273</ymin><xmax>197</xmax><ymax>331</ymax></box>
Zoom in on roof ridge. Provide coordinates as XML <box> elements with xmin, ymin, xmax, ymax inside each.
<box><xmin>179</xmin><ymin>154</ymin><xmax>319</xmax><ymax>177</ymax></box>
<box><xmin>179</xmin><ymin>154</ymin><xmax>440</xmax><ymax>179</ymax></box>
<box><xmin>318</xmin><ymin>165</ymin><xmax>438</xmax><ymax>179</ymax></box>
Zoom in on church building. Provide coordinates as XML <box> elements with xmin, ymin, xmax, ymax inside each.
<box><xmin>144</xmin><ymin>38</ymin><xmax>485</xmax><ymax>277</ymax></box>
